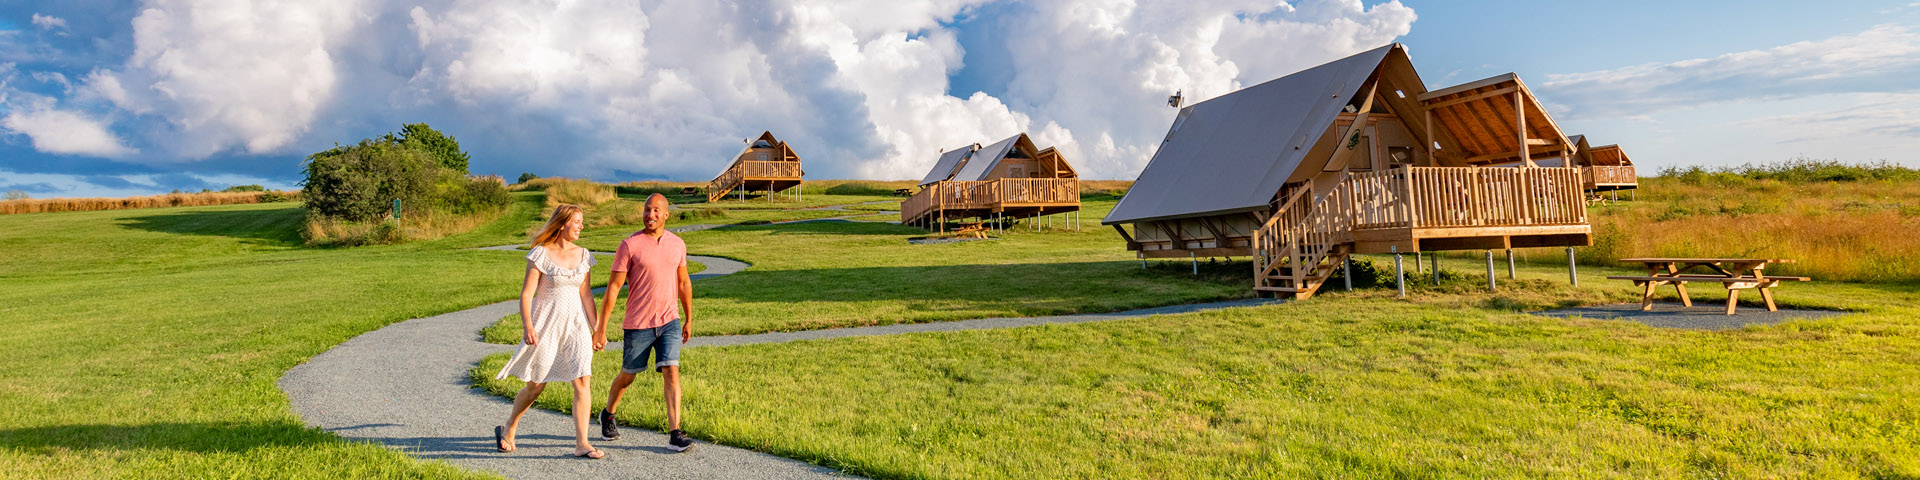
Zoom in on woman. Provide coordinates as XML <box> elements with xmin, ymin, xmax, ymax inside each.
<box><xmin>494</xmin><ymin>204</ymin><xmax>605</xmax><ymax>459</ymax></box>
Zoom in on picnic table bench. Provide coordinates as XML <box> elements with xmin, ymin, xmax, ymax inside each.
<box><xmin>679</xmin><ymin>187</ymin><xmax>702</xmax><ymax>196</ymax></box>
<box><xmin>892</xmin><ymin>188</ymin><xmax>913</xmax><ymax>197</ymax></box>
<box><xmin>1607</xmin><ymin>258</ymin><xmax>1811</xmax><ymax>315</ymax></box>
<box><xmin>953</xmin><ymin>222</ymin><xmax>989</xmax><ymax>239</ymax></box>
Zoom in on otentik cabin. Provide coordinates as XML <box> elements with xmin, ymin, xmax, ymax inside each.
<box><xmin>708</xmin><ymin>131</ymin><xmax>804</xmax><ymax>202</ymax></box>
<box><xmin>901</xmin><ymin>133</ymin><xmax>1080</xmax><ymax>231</ymax></box>
<box><xmin>1103</xmin><ymin>43</ymin><xmax>1595</xmax><ymax>298</ymax></box>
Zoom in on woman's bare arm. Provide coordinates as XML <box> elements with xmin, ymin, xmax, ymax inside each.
<box><xmin>520</xmin><ymin>260</ymin><xmax>542</xmax><ymax>346</ymax></box>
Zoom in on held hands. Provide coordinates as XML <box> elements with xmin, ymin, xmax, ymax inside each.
<box><xmin>593</xmin><ymin>332</ymin><xmax>608</xmax><ymax>351</ymax></box>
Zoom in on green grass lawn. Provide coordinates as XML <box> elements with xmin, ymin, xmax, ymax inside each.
<box><xmin>477</xmin><ymin>257</ymin><xmax>1920</xmax><ymax>478</ymax></box>
<box><xmin>10</xmin><ymin>184</ymin><xmax>1918</xmax><ymax>478</ymax></box>
<box><xmin>0</xmin><ymin>200</ymin><xmax>563</xmax><ymax>478</ymax></box>
<box><xmin>479</xmin><ymin>198</ymin><xmax>1247</xmax><ymax>342</ymax></box>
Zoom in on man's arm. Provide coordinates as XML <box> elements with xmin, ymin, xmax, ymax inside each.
<box><xmin>677</xmin><ymin>261</ymin><xmax>692</xmax><ymax>343</ymax></box>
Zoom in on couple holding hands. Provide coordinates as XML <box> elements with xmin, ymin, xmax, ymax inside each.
<box><xmin>493</xmin><ymin>193</ymin><xmax>693</xmax><ymax>459</ymax></box>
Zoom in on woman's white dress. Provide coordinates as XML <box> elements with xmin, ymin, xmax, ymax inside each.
<box><xmin>495</xmin><ymin>246</ymin><xmax>596</xmax><ymax>383</ymax></box>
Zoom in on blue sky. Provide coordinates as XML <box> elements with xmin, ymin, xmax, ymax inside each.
<box><xmin>3</xmin><ymin>0</ymin><xmax>1918</xmax><ymax>198</ymax></box>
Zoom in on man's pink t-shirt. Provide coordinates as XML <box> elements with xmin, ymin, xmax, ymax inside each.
<box><xmin>610</xmin><ymin>230</ymin><xmax>687</xmax><ymax>330</ymax></box>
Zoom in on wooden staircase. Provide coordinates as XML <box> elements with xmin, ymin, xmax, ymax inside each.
<box><xmin>1252</xmin><ymin>176</ymin><xmax>1358</xmax><ymax>299</ymax></box>
<box><xmin>706</xmin><ymin>167</ymin><xmax>744</xmax><ymax>203</ymax></box>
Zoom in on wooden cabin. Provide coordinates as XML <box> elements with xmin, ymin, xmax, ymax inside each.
<box><xmin>901</xmin><ymin>133</ymin><xmax>1080</xmax><ymax>230</ymax></box>
<box><xmin>708</xmin><ymin>131</ymin><xmax>804</xmax><ymax>202</ymax></box>
<box><xmin>1582</xmin><ymin>142</ymin><xmax>1637</xmax><ymax>192</ymax></box>
<box><xmin>1514</xmin><ymin>135</ymin><xmax>1638</xmax><ymax>194</ymax></box>
<box><xmin>1102</xmin><ymin>43</ymin><xmax>1593</xmax><ymax>299</ymax></box>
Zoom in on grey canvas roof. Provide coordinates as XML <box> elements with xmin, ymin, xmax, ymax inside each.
<box><xmin>951</xmin><ymin>133</ymin><xmax>1023</xmax><ymax>182</ymax></box>
<box><xmin>918</xmin><ymin>145</ymin><xmax>977</xmax><ymax>186</ymax></box>
<box><xmin>1103</xmin><ymin>44</ymin><xmax>1398</xmax><ymax>225</ymax></box>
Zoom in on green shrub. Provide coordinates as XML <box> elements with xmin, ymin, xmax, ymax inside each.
<box><xmin>1658</xmin><ymin>158</ymin><xmax>1919</xmax><ymax>183</ymax></box>
<box><xmin>517</xmin><ymin>172</ymin><xmax>540</xmax><ymax>184</ymax></box>
<box><xmin>221</xmin><ymin>184</ymin><xmax>265</xmax><ymax>192</ymax></box>
<box><xmin>298</xmin><ymin>125</ymin><xmax>506</xmax><ymax>246</ymax></box>
<box><xmin>821</xmin><ymin>182</ymin><xmax>894</xmax><ymax>196</ymax></box>
<box><xmin>386</xmin><ymin>123</ymin><xmax>471</xmax><ymax>173</ymax></box>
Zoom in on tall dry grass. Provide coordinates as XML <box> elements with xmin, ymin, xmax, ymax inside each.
<box><xmin>538</xmin><ymin>178</ymin><xmax>616</xmax><ymax>208</ymax></box>
<box><xmin>0</xmin><ymin>191</ymin><xmax>299</xmax><ymax>215</ymax></box>
<box><xmin>1554</xmin><ymin>177</ymin><xmax>1920</xmax><ymax>282</ymax></box>
<box><xmin>304</xmin><ymin>207</ymin><xmax>506</xmax><ymax>247</ymax></box>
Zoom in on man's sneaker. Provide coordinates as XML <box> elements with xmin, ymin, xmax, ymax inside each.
<box><xmin>598</xmin><ymin>410</ymin><xmax>620</xmax><ymax>440</ymax></box>
<box><xmin>667</xmin><ymin>429</ymin><xmax>694</xmax><ymax>452</ymax></box>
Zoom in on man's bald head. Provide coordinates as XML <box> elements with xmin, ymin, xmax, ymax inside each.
<box><xmin>642</xmin><ymin>193</ymin><xmax>670</xmax><ymax>233</ymax></box>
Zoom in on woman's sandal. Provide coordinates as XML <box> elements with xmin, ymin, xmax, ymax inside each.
<box><xmin>573</xmin><ymin>448</ymin><xmax>606</xmax><ymax>459</ymax></box>
<box><xmin>494</xmin><ymin>426</ymin><xmax>514</xmax><ymax>453</ymax></box>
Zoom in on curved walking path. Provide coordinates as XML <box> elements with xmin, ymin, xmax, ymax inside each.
<box><xmin>280</xmin><ymin>217</ymin><xmax>1277</xmax><ymax>478</ymax></box>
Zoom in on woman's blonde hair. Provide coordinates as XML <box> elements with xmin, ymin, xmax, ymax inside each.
<box><xmin>530</xmin><ymin>204</ymin><xmax>584</xmax><ymax>248</ymax></box>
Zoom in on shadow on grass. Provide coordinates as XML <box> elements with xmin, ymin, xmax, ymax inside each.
<box><xmin>118</xmin><ymin>206</ymin><xmax>305</xmax><ymax>247</ymax></box>
<box><xmin>698</xmin><ymin>219</ymin><xmax>921</xmax><ymax>236</ymax></box>
<box><xmin>697</xmin><ymin>259</ymin><xmax>1248</xmax><ymax>308</ymax></box>
<box><xmin>0</xmin><ymin>421</ymin><xmax>326</xmax><ymax>454</ymax></box>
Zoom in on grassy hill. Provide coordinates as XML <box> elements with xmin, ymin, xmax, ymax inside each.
<box><xmin>3</xmin><ymin>177</ymin><xmax>1916</xmax><ymax>478</ymax></box>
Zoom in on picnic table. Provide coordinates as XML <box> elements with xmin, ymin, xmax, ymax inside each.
<box><xmin>1608</xmin><ymin>258</ymin><xmax>1810</xmax><ymax>315</ymax></box>
<box><xmin>953</xmin><ymin>222</ymin><xmax>989</xmax><ymax>239</ymax></box>
<box><xmin>892</xmin><ymin>188</ymin><xmax>913</xmax><ymax>197</ymax></box>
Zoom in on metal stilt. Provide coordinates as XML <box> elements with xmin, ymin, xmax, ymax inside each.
<box><xmin>1393</xmin><ymin>246</ymin><xmax>1406</xmax><ymax>298</ymax></box>
<box><xmin>1485</xmin><ymin>250</ymin><xmax>1496</xmax><ymax>291</ymax></box>
<box><xmin>1567</xmin><ymin>247</ymin><xmax>1579</xmax><ymax>286</ymax></box>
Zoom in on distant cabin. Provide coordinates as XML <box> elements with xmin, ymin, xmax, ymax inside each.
<box><xmin>1505</xmin><ymin>134</ymin><xmax>1639</xmax><ymax>194</ymax></box>
<box><xmin>1103</xmin><ymin>43</ymin><xmax>1597</xmax><ymax>299</ymax></box>
<box><xmin>901</xmin><ymin>132</ymin><xmax>1080</xmax><ymax>230</ymax></box>
<box><xmin>708</xmin><ymin>131</ymin><xmax>803</xmax><ymax>202</ymax></box>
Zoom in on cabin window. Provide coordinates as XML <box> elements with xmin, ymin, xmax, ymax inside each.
<box><xmin>1388</xmin><ymin>146</ymin><xmax>1415</xmax><ymax>166</ymax></box>
<box><xmin>757</xmin><ymin>152</ymin><xmax>770</xmax><ymax>161</ymax></box>
<box><xmin>1010</xmin><ymin>166</ymin><xmax>1025</xmax><ymax>178</ymax></box>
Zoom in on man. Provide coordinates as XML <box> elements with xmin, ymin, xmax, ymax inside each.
<box><xmin>594</xmin><ymin>193</ymin><xmax>695</xmax><ymax>452</ymax></box>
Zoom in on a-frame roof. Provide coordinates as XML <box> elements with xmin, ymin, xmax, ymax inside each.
<box><xmin>918</xmin><ymin>144</ymin><xmax>978</xmax><ymax>186</ymax></box>
<box><xmin>951</xmin><ymin>133</ymin><xmax>1029</xmax><ymax>182</ymax></box>
<box><xmin>1589</xmin><ymin>144</ymin><xmax>1632</xmax><ymax>166</ymax></box>
<box><xmin>1104</xmin><ymin>44</ymin><xmax>1404</xmax><ymax>225</ymax></box>
<box><xmin>1418</xmin><ymin>74</ymin><xmax>1570</xmax><ymax>165</ymax></box>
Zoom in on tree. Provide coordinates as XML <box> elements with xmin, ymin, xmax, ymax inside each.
<box><xmin>391</xmin><ymin>123</ymin><xmax>471</xmax><ymax>173</ymax></box>
<box><xmin>517</xmin><ymin>172</ymin><xmax>540</xmax><ymax>184</ymax></box>
<box><xmin>3</xmin><ymin>190</ymin><xmax>27</xmax><ymax>201</ymax></box>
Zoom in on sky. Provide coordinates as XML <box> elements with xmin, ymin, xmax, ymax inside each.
<box><xmin>1</xmin><ymin>0</ymin><xmax>1917</xmax><ymax>198</ymax></box>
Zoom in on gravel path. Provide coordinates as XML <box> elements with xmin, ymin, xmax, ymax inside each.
<box><xmin>1532</xmin><ymin>303</ymin><xmax>1846</xmax><ymax>330</ymax></box>
<box><xmin>281</xmin><ymin>217</ymin><xmax>1277</xmax><ymax>478</ymax></box>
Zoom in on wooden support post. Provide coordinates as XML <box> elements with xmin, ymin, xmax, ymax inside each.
<box><xmin>1567</xmin><ymin>247</ymin><xmax>1578</xmax><ymax>286</ymax></box>
<box><xmin>1515</xmin><ymin>90</ymin><xmax>1535</xmax><ymax>167</ymax></box>
<box><xmin>1393</xmin><ymin>245</ymin><xmax>1406</xmax><ymax>297</ymax></box>
<box><xmin>1415</xmin><ymin>251</ymin><xmax>1423</xmax><ymax>274</ymax></box>
<box><xmin>1423</xmin><ymin>109</ymin><xmax>1434</xmax><ymax>161</ymax></box>
<box><xmin>1485</xmin><ymin>250</ymin><xmax>1497</xmax><ymax>291</ymax></box>
<box><xmin>1506</xmin><ymin>249</ymin><xmax>1516</xmax><ymax>279</ymax></box>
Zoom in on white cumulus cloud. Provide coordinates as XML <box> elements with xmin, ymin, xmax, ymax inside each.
<box><xmin>1542</xmin><ymin>24</ymin><xmax>1920</xmax><ymax>119</ymax></box>
<box><xmin>1</xmin><ymin>108</ymin><xmax>135</xmax><ymax>157</ymax></box>
<box><xmin>31</xmin><ymin>14</ymin><xmax>68</xmax><ymax>31</ymax></box>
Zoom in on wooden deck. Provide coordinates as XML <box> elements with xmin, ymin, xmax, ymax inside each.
<box><xmin>708</xmin><ymin>160</ymin><xmax>803</xmax><ymax>202</ymax></box>
<box><xmin>1581</xmin><ymin>165</ymin><xmax>1636</xmax><ymax>190</ymax></box>
<box><xmin>1130</xmin><ymin>166</ymin><xmax>1591</xmax><ymax>258</ymax></box>
<box><xmin>901</xmin><ymin>178</ymin><xmax>1080</xmax><ymax>227</ymax></box>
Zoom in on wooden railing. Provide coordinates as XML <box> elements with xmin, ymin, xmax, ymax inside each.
<box><xmin>708</xmin><ymin>161</ymin><xmax>803</xmax><ymax>202</ymax></box>
<box><xmin>737</xmin><ymin>160</ymin><xmax>802</xmax><ymax>178</ymax></box>
<box><xmin>1581</xmin><ymin>165</ymin><xmax>1636</xmax><ymax>187</ymax></box>
<box><xmin>1399</xmin><ymin>166</ymin><xmax>1587</xmax><ymax>228</ymax></box>
<box><xmin>901</xmin><ymin>178</ymin><xmax>1080</xmax><ymax>224</ymax></box>
<box><xmin>998</xmin><ymin>178</ymin><xmax>1079</xmax><ymax>204</ymax></box>
<box><xmin>1251</xmin><ymin>176</ymin><xmax>1356</xmax><ymax>296</ymax></box>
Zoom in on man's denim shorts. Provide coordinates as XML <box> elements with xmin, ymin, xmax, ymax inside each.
<box><xmin>622</xmin><ymin>318</ymin><xmax>682</xmax><ymax>374</ymax></box>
